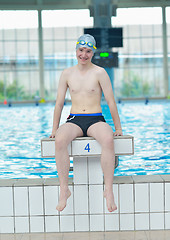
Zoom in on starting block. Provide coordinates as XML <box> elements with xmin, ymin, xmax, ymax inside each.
<box><xmin>41</xmin><ymin>135</ymin><xmax>134</xmax><ymax>184</ymax></box>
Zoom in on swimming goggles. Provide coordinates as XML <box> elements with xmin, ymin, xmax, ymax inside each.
<box><xmin>76</xmin><ymin>40</ymin><xmax>97</xmax><ymax>49</ymax></box>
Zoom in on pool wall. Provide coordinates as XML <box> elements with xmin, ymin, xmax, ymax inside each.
<box><xmin>0</xmin><ymin>175</ymin><xmax>170</xmax><ymax>233</ymax></box>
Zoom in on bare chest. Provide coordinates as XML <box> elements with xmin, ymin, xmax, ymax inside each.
<box><xmin>68</xmin><ymin>74</ymin><xmax>101</xmax><ymax>95</ymax></box>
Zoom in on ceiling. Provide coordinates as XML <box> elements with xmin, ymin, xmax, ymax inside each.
<box><xmin>0</xmin><ymin>0</ymin><xmax>170</xmax><ymax>10</ymax></box>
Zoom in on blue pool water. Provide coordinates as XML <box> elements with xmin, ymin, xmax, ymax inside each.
<box><xmin>0</xmin><ymin>101</ymin><xmax>170</xmax><ymax>179</ymax></box>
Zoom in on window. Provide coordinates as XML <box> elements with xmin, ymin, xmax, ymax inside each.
<box><xmin>112</xmin><ymin>7</ymin><xmax>164</xmax><ymax>98</ymax></box>
<box><xmin>0</xmin><ymin>10</ymin><xmax>38</xmax><ymax>101</ymax></box>
<box><xmin>0</xmin><ymin>7</ymin><xmax>168</xmax><ymax>101</ymax></box>
<box><xmin>166</xmin><ymin>7</ymin><xmax>170</xmax><ymax>70</ymax></box>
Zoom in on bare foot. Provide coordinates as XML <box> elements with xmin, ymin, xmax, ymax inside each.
<box><xmin>104</xmin><ymin>189</ymin><xmax>117</xmax><ymax>212</ymax></box>
<box><xmin>56</xmin><ymin>188</ymin><xmax>71</xmax><ymax>211</ymax></box>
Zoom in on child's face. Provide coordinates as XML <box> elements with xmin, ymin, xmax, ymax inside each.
<box><xmin>76</xmin><ymin>47</ymin><xmax>93</xmax><ymax>64</ymax></box>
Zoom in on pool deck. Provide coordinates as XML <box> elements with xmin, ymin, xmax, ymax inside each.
<box><xmin>0</xmin><ymin>174</ymin><xmax>170</xmax><ymax>234</ymax></box>
<box><xmin>1</xmin><ymin>230</ymin><xmax>170</xmax><ymax>240</ymax></box>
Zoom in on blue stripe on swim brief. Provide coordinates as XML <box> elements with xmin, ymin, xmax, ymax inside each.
<box><xmin>70</xmin><ymin>113</ymin><xmax>102</xmax><ymax>116</ymax></box>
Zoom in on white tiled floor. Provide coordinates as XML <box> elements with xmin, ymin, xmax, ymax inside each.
<box><xmin>120</xmin><ymin>213</ymin><xmax>134</xmax><ymax>230</ymax></box>
<box><xmin>14</xmin><ymin>187</ymin><xmax>28</xmax><ymax>216</ymax></box>
<box><xmin>44</xmin><ymin>185</ymin><xmax>59</xmax><ymax>215</ymax></box>
<box><xmin>150</xmin><ymin>213</ymin><xmax>164</xmax><ymax>230</ymax></box>
<box><xmin>15</xmin><ymin>217</ymin><xmax>29</xmax><ymax>233</ymax></box>
<box><xmin>1</xmin><ymin>175</ymin><xmax>170</xmax><ymax>234</ymax></box>
<box><xmin>30</xmin><ymin>216</ymin><xmax>44</xmax><ymax>233</ymax></box>
<box><xmin>135</xmin><ymin>183</ymin><xmax>149</xmax><ymax>213</ymax></box>
<box><xmin>74</xmin><ymin>185</ymin><xmax>88</xmax><ymax>214</ymax></box>
<box><xmin>60</xmin><ymin>215</ymin><xmax>74</xmax><ymax>232</ymax></box>
<box><xmin>29</xmin><ymin>187</ymin><xmax>44</xmax><ymax>216</ymax></box>
<box><xmin>0</xmin><ymin>187</ymin><xmax>13</xmax><ymax>216</ymax></box>
<box><xmin>89</xmin><ymin>185</ymin><xmax>103</xmax><ymax>214</ymax></box>
<box><xmin>150</xmin><ymin>183</ymin><xmax>164</xmax><ymax>212</ymax></box>
<box><xmin>119</xmin><ymin>184</ymin><xmax>134</xmax><ymax>213</ymax></box>
<box><xmin>165</xmin><ymin>213</ymin><xmax>170</xmax><ymax>230</ymax></box>
<box><xmin>0</xmin><ymin>217</ymin><xmax>14</xmax><ymax>234</ymax></box>
<box><xmin>135</xmin><ymin>213</ymin><xmax>149</xmax><ymax>230</ymax></box>
<box><xmin>105</xmin><ymin>214</ymin><xmax>119</xmax><ymax>231</ymax></box>
<box><xmin>45</xmin><ymin>216</ymin><xmax>59</xmax><ymax>232</ymax></box>
<box><xmin>1</xmin><ymin>231</ymin><xmax>170</xmax><ymax>240</ymax></box>
<box><xmin>75</xmin><ymin>214</ymin><xmax>89</xmax><ymax>231</ymax></box>
<box><xmin>165</xmin><ymin>183</ymin><xmax>170</xmax><ymax>211</ymax></box>
<box><xmin>90</xmin><ymin>214</ymin><xmax>105</xmax><ymax>231</ymax></box>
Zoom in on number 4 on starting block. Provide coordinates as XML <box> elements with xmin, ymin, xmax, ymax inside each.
<box><xmin>72</xmin><ymin>139</ymin><xmax>101</xmax><ymax>155</ymax></box>
<box><xmin>84</xmin><ymin>143</ymin><xmax>91</xmax><ymax>152</ymax></box>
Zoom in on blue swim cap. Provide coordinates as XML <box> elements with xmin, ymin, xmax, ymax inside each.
<box><xmin>76</xmin><ymin>34</ymin><xmax>97</xmax><ymax>53</ymax></box>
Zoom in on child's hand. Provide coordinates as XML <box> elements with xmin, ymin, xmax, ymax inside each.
<box><xmin>49</xmin><ymin>132</ymin><xmax>56</xmax><ymax>138</ymax></box>
<box><xmin>114</xmin><ymin>129</ymin><xmax>123</xmax><ymax>136</ymax></box>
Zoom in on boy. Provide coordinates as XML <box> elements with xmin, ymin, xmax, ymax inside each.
<box><xmin>50</xmin><ymin>34</ymin><xmax>122</xmax><ymax>212</ymax></box>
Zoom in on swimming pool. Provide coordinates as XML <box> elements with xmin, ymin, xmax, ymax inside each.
<box><xmin>0</xmin><ymin>100</ymin><xmax>169</xmax><ymax>179</ymax></box>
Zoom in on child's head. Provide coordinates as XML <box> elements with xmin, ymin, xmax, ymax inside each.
<box><xmin>76</xmin><ymin>34</ymin><xmax>97</xmax><ymax>53</ymax></box>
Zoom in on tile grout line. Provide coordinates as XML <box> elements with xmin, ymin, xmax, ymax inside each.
<box><xmin>73</xmin><ymin>184</ymin><xmax>76</xmax><ymax>232</ymax></box>
<box><xmin>58</xmin><ymin>186</ymin><xmax>61</xmax><ymax>233</ymax></box>
<box><xmin>12</xmin><ymin>185</ymin><xmax>15</xmax><ymax>234</ymax></box>
<box><xmin>148</xmin><ymin>183</ymin><xmax>150</xmax><ymax>230</ymax></box>
<box><xmin>103</xmin><ymin>182</ymin><xmax>105</xmax><ymax>231</ymax></box>
<box><xmin>42</xmin><ymin>184</ymin><xmax>46</xmax><ymax>232</ymax></box>
<box><xmin>27</xmin><ymin>186</ymin><xmax>31</xmax><ymax>233</ymax></box>
<box><xmin>118</xmin><ymin>183</ymin><xmax>120</xmax><ymax>231</ymax></box>
<box><xmin>133</xmin><ymin>182</ymin><xmax>136</xmax><ymax>231</ymax></box>
<box><xmin>164</xmin><ymin>181</ymin><xmax>165</xmax><ymax>230</ymax></box>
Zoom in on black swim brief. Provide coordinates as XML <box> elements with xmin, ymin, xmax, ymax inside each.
<box><xmin>66</xmin><ymin>113</ymin><xmax>106</xmax><ymax>137</ymax></box>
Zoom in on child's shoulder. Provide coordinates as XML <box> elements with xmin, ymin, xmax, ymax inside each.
<box><xmin>63</xmin><ymin>65</ymin><xmax>76</xmax><ymax>75</ymax></box>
